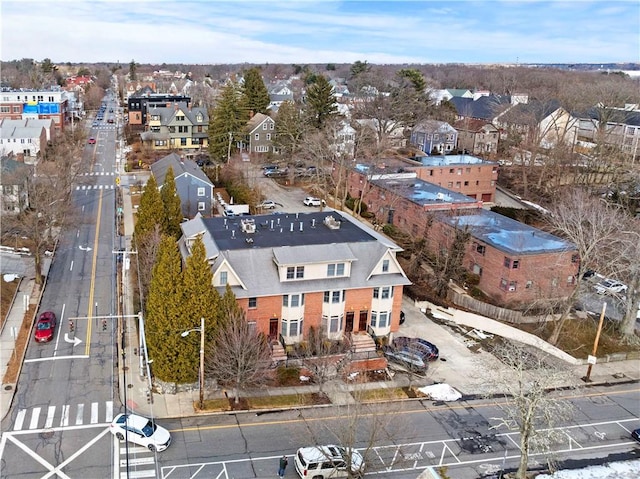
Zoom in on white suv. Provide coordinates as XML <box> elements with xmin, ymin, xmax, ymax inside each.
<box><xmin>294</xmin><ymin>445</ymin><xmax>364</xmax><ymax>478</ymax></box>
<box><xmin>303</xmin><ymin>196</ymin><xmax>325</xmax><ymax>207</ymax></box>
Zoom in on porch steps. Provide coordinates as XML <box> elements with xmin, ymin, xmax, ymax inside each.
<box><xmin>270</xmin><ymin>341</ymin><xmax>288</xmax><ymax>362</ymax></box>
<box><xmin>350</xmin><ymin>332</ymin><xmax>377</xmax><ymax>353</ymax></box>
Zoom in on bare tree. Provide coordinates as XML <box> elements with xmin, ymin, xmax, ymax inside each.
<box><xmin>204</xmin><ymin>309</ymin><xmax>272</xmax><ymax>404</ymax></box>
<box><xmin>298</xmin><ymin>326</ymin><xmax>350</xmax><ymax>395</ymax></box>
<box><xmin>545</xmin><ymin>188</ymin><xmax>627</xmax><ymax>345</ymax></box>
<box><xmin>617</xmin><ymin>221</ymin><xmax>640</xmax><ymax>339</ymax></box>
<box><xmin>482</xmin><ymin>342</ymin><xmax>575</xmax><ymax>479</ymax></box>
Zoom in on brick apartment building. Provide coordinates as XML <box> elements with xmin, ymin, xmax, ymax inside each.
<box><xmin>179</xmin><ymin>210</ymin><xmax>411</xmax><ymax>345</ymax></box>
<box><xmin>408</xmin><ymin>154</ymin><xmax>498</xmax><ymax>203</ymax></box>
<box><xmin>431</xmin><ymin>210</ymin><xmax>578</xmax><ymax>306</ymax></box>
<box><xmin>340</xmin><ymin>158</ymin><xmax>577</xmax><ymax>306</ymax></box>
<box><xmin>0</xmin><ymin>88</ymin><xmax>70</xmax><ymax>132</ymax></box>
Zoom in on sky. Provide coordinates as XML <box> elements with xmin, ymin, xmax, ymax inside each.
<box><xmin>1</xmin><ymin>0</ymin><xmax>639</xmax><ymax>65</ymax></box>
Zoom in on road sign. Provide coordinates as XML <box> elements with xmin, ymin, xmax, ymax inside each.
<box><xmin>116</xmin><ymin>177</ymin><xmax>120</xmax><ymax>186</ymax></box>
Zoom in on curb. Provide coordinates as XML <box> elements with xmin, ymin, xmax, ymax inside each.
<box><xmin>0</xmin><ymin>275</ymin><xmax>23</xmax><ymax>335</ymax></box>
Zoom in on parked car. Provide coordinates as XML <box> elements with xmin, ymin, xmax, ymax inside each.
<box><xmin>34</xmin><ymin>311</ymin><xmax>56</xmax><ymax>343</ymax></box>
<box><xmin>109</xmin><ymin>413</ymin><xmax>171</xmax><ymax>452</ymax></box>
<box><xmin>294</xmin><ymin>445</ymin><xmax>365</xmax><ymax>479</ymax></box>
<box><xmin>594</xmin><ymin>279</ymin><xmax>627</xmax><ymax>296</ymax></box>
<box><xmin>392</xmin><ymin>336</ymin><xmax>439</xmax><ymax>361</ymax></box>
<box><xmin>383</xmin><ymin>347</ymin><xmax>428</xmax><ymax>374</ymax></box>
<box><xmin>632</xmin><ymin>428</ymin><xmax>640</xmax><ymax>443</ymax></box>
<box><xmin>303</xmin><ymin>196</ymin><xmax>325</xmax><ymax>207</ymax></box>
<box><xmin>257</xmin><ymin>200</ymin><xmax>276</xmax><ymax>209</ymax></box>
<box><xmin>264</xmin><ymin>168</ymin><xmax>288</xmax><ymax>178</ymax></box>
<box><xmin>399</xmin><ymin>310</ymin><xmax>406</xmax><ymax>325</ymax></box>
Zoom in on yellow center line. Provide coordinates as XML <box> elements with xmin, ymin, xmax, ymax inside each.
<box><xmin>85</xmin><ymin>190</ymin><xmax>103</xmax><ymax>355</ymax></box>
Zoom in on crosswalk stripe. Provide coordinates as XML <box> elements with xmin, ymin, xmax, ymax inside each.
<box><xmin>91</xmin><ymin>402</ymin><xmax>99</xmax><ymax>424</ymax></box>
<box><xmin>75</xmin><ymin>404</ymin><xmax>84</xmax><ymax>425</ymax></box>
<box><xmin>60</xmin><ymin>405</ymin><xmax>69</xmax><ymax>427</ymax></box>
<box><xmin>120</xmin><ymin>446</ymin><xmax>149</xmax><ymax>454</ymax></box>
<box><xmin>45</xmin><ymin>406</ymin><xmax>55</xmax><ymax>428</ymax></box>
<box><xmin>29</xmin><ymin>407</ymin><xmax>41</xmax><ymax>430</ymax></box>
<box><xmin>75</xmin><ymin>186</ymin><xmax>80</xmax><ymax>190</ymax></box>
<box><xmin>120</xmin><ymin>457</ymin><xmax>155</xmax><ymax>467</ymax></box>
<box><xmin>120</xmin><ymin>470</ymin><xmax>156</xmax><ymax>479</ymax></box>
<box><xmin>105</xmin><ymin>401</ymin><xmax>113</xmax><ymax>421</ymax></box>
<box><xmin>82</xmin><ymin>186</ymin><xmax>86</xmax><ymax>190</ymax></box>
<box><xmin>14</xmin><ymin>409</ymin><xmax>26</xmax><ymax>431</ymax></box>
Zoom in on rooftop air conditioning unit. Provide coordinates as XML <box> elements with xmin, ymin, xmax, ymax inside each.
<box><xmin>240</xmin><ymin>218</ymin><xmax>256</xmax><ymax>234</ymax></box>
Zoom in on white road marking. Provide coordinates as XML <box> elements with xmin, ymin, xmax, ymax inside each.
<box><xmin>105</xmin><ymin>401</ymin><xmax>113</xmax><ymax>421</ymax></box>
<box><xmin>14</xmin><ymin>409</ymin><xmax>26</xmax><ymax>431</ymax></box>
<box><xmin>70</xmin><ymin>260</ymin><xmax>73</xmax><ymax>271</ymax></box>
<box><xmin>60</xmin><ymin>405</ymin><xmax>69</xmax><ymax>427</ymax></box>
<box><xmin>121</xmin><ymin>470</ymin><xmax>156</xmax><ymax>478</ymax></box>
<box><xmin>76</xmin><ymin>230</ymin><xmax>79</xmax><ymax>238</ymax></box>
<box><xmin>29</xmin><ymin>407</ymin><xmax>41</xmax><ymax>430</ymax></box>
<box><xmin>121</xmin><ymin>457</ymin><xmax>155</xmax><ymax>467</ymax></box>
<box><xmin>24</xmin><ymin>354</ymin><xmax>89</xmax><ymax>363</ymax></box>
<box><xmin>4</xmin><ymin>435</ymin><xmax>69</xmax><ymax>478</ymax></box>
<box><xmin>75</xmin><ymin>404</ymin><xmax>84</xmax><ymax>425</ymax></box>
<box><xmin>45</xmin><ymin>406</ymin><xmax>55</xmax><ymax>428</ymax></box>
<box><xmin>91</xmin><ymin>402</ymin><xmax>99</xmax><ymax>424</ymax></box>
<box><xmin>54</xmin><ymin>303</ymin><xmax>66</xmax><ymax>355</ymax></box>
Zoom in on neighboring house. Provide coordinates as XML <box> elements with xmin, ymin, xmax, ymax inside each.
<box><xmin>178</xmin><ymin>210</ymin><xmax>411</xmax><ymax>344</ymax></box>
<box><xmin>127</xmin><ymin>92</ymin><xmax>191</xmax><ymax>126</ymax></box>
<box><xmin>124</xmin><ymin>81</ymin><xmax>157</xmax><ymax>101</ymax></box>
<box><xmin>65</xmin><ymin>76</ymin><xmax>93</xmax><ymax>88</ymax></box>
<box><xmin>140</xmin><ymin>102</ymin><xmax>208</xmax><ymax>152</ymax></box>
<box><xmin>453</xmin><ymin>119</ymin><xmax>500</xmax><ymax>156</ymax></box>
<box><xmin>1</xmin><ymin>118</ymin><xmax>56</xmax><ymax>143</ymax></box>
<box><xmin>429</xmin><ymin>88</ymin><xmax>473</xmax><ymax>105</ymax></box>
<box><xmin>333</xmin><ymin>121</ymin><xmax>356</xmax><ymax>157</ymax></box>
<box><xmin>267</xmin><ymin>81</ymin><xmax>294</xmax><ymax>112</ymax></box>
<box><xmin>430</xmin><ymin>209</ymin><xmax>578</xmax><ymax>306</ymax></box>
<box><xmin>242</xmin><ymin>113</ymin><xmax>276</xmax><ymax>155</ymax></box>
<box><xmin>410</xmin><ymin>120</ymin><xmax>458</xmax><ymax>155</ymax></box>
<box><xmin>449</xmin><ymin>94</ymin><xmax>512</xmax><ymax>122</ymax></box>
<box><xmin>0</xmin><ymin>87</ymin><xmax>70</xmax><ymax>131</ymax></box>
<box><xmin>0</xmin><ymin>121</ymin><xmax>47</xmax><ymax>162</ymax></box>
<box><xmin>572</xmin><ymin>105</ymin><xmax>640</xmax><ymax>158</ymax></box>
<box><xmin>0</xmin><ymin>155</ymin><xmax>31</xmax><ymax>213</ymax></box>
<box><xmin>408</xmin><ymin>154</ymin><xmax>499</xmax><ymax>203</ymax></box>
<box><xmin>150</xmin><ymin>153</ymin><xmax>214</xmax><ymax>217</ymax></box>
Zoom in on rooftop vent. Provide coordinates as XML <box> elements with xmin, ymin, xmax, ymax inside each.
<box><xmin>323</xmin><ymin>215</ymin><xmax>341</xmax><ymax>230</ymax></box>
<box><xmin>240</xmin><ymin>218</ymin><xmax>256</xmax><ymax>234</ymax></box>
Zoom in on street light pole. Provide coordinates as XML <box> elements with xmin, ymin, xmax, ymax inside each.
<box><xmin>181</xmin><ymin>317</ymin><xmax>205</xmax><ymax>409</ymax></box>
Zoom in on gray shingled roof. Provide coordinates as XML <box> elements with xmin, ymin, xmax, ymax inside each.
<box><xmin>150</xmin><ymin>153</ymin><xmax>213</xmax><ymax>187</ymax></box>
<box><xmin>450</xmin><ymin>95</ymin><xmax>512</xmax><ymax>121</ymax></box>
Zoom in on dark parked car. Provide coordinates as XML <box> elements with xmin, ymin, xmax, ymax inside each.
<box><xmin>399</xmin><ymin>311</ymin><xmax>405</xmax><ymax>325</ymax></box>
<box><xmin>383</xmin><ymin>347</ymin><xmax>428</xmax><ymax>374</ymax></box>
<box><xmin>392</xmin><ymin>336</ymin><xmax>439</xmax><ymax>361</ymax></box>
<box><xmin>632</xmin><ymin>428</ymin><xmax>640</xmax><ymax>443</ymax></box>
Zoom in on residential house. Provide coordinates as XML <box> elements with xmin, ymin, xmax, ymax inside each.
<box><xmin>429</xmin><ymin>88</ymin><xmax>473</xmax><ymax>105</ymax></box>
<box><xmin>449</xmin><ymin>94</ymin><xmax>512</xmax><ymax>122</ymax></box>
<box><xmin>150</xmin><ymin>153</ymin><xmax>214</xmax><ymax>217</ymax></box>
<box><xmin>124</xmin><ymin>81</ymin><xmax>157</xmax><ymax>101</ymax></box>
<box><xmin>243</xmin><ymin>113</ymin><xmax>276</xmax><ymax>155</ymax></box>
<box><xmin>453</xmin><ymin>119</ymin><xmax>500</xmax><ymax>157</ymax></box>
<box><xmin>140</xmin><ymin>102</ymin><xmax>208</xmax><ymax>152</ymax></box>
<box><xmin>0</xmin><ymin>120</ymin><xmax>47</xmax><ymax>163</ymax></box>
<box><xmin>0</xmin><ymin>87</ymin><xmax>70</xmax><ymax>131</ymax></box>
<box><xmin>0</xmin><ymin>155</ymin><xmax>31</xmax><ymax>213</ymax></box>
<box><xmin>127</xmin><ymin>92</ymin><xmax>190</xmax><ymax>126</ymax></box>
<box><xmin>410</xmin><ymin>120</ymin><xmax>458</xmax><ymax>155</ymax></box>
<box><xmin>430</xmin><ymin>209</ymin><xmax>578</xmax><ymax>306</ymax></box>
<box><xmin>178</xmin><ymin>210</ymin><xmax>411</xmax><ymax>344</ymax></box>
<box><xmin>572</xmin><ymin>105</ymin><xmax>640</xmax><ymax>158</ymax></box>
<box><xmin>267</xmin><ymin>81</ymin><xmax>294</xmax><ymax>113</ymax></box>
<box><xmin>0</xmin><ymin>118</ymin><xmax>56</xmax><ymax>143</ymax></box>
<box><xmin>408</xmin><ymin>154</ymin><xmax>499</xmax><ymax>203</ymax></box>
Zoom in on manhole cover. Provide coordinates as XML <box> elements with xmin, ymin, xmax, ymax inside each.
<box><xmin>40</xmin><ymin>429</ymin><xmax>55</xmax><ymax>440</ymax></box>
<box><xmin>123</xmin><ymin>366</ymin><xmax>129</xmax><ymax>371</ymax></box>
<box><xmin>4</xmin><ymin>385</ymin><xmax>12</xmax><ymax>391</ymax></box>
<box><xmin>128</xmin><ymin>384</ymin><xmax>133</xmax><ymax>389</ymax></box>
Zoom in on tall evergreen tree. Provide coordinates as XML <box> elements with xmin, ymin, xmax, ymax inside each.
<box><xmin>274</xmin><ymin>100</ymin><xmax>305</xmax><ymax>158</ymax></box>
<box><xmin>145</xmin><ymin>236</ymin><xmax>194</xmax><ymax>382</ymax></box>
<box><xmin>241</xmin><ymin>67</ymin><xmax>270</xmax><ymax>115</ymax></box>
<box><xmin>304</xmin><ymin>75</ymin><xmax>338</xmax><ymax>130</ymax></box>
<box><xmin>134</xmin><ymin>175</ymin><xmax>164</xmax><ymax>242</ymax></box>
<box><xmin>182</xmin><ymin>237</ymin><xmax>221</xmax><ymax>346</ymax></box>
<box><xmin>160</xmin><ymin>166</ymin><xmax>183</xmax><ymax>238</ymax></box>
<box><xmin>208</xmin><ymin>81</ymin><xmax>248</xmax><ymax>162</ymax></box>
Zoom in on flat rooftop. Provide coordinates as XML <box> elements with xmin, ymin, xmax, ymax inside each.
<box><xmin>371</xmin><ymin>177</ymin><xmax>481</xmax><ymax>208</ymax></box>
<box><xmin>440</xmin><ymin>209</ymin><xmax>575</xmax><ymax>255</ymax></box>
<box><xmin>412</xmin><ymin>155</ymin><xmax>493</xmax><ymax>167</ymax></box>
<box><xmin>200</xmin><ymin>210</ymin><xmax>376</xmax><ymax>251</ymax></box>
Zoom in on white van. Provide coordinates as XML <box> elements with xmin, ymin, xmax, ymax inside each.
<box><xmin>294</xmin><ymin>445</ymin><xmax>364</xmax><ymax>478</ymax></box>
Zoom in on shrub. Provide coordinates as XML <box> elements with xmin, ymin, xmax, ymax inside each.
<box><xmin>276</xmin><ymin>366</ymin><xmax>300</xmax><ymax>386</ymax></box>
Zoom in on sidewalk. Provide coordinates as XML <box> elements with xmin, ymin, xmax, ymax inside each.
<box><xmin>1</xmin><ymin>253</ymin><xmax>52</xmax><ymax>420</ymax></box>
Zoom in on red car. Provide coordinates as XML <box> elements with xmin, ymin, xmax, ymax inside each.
<box><xmin>88</xmin><ymin>137</ymin><xmax>96</xmax><ymax>144</ymax></box>
<box><xmin>34</xmin><ymin>311</ymin><xmax>56</xmax><ymax>342</ymax></box>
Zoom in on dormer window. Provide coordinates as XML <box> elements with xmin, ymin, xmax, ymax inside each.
<box><xmin>382</xmin><ymin>259</ymin><xmax>389</xmax><ymax>272</ymax></box>
<box><xmin>327</xmin><ymin>263</ymin><xmax>345</xmax><ymax>277</ymax></box>
<box><xmin>286</xmin><ymin>266</ymin><xmax>304</xmax><ymax>279</ymax></box>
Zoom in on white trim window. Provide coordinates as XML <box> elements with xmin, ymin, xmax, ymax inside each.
<box><xmin>198</xmin><ymin>202</ymin><xmax>205</xmax><ymax>211</ymax></box>
<box><xmin>197</xmin><ymin>187</ymin><xmax>205</xmax><ymax>196</ymax></box>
